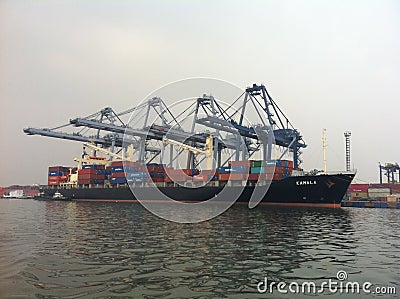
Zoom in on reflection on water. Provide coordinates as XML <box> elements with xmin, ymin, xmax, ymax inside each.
<box><xmin>0</xmin><ymin>199</ymin><xmax>399</xmax><ymax>298</ymax></box>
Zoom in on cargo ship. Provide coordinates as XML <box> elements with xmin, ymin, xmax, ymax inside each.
<box><xmin>26</xmin><ymin>83</ymin><xmax>355</xmax><ymax>207</ymax></box>
<box><xmin>40</xmin><ymin>160</ymin><xmax>355</xmax><ymax>207</ymax></box>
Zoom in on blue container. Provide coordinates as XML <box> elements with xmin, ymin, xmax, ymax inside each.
<box><xmin>93</xmin><ymin>179</ymin><xmax>104</xmax><ymax>184</ymax></box>
<box><xmin>149</xmin><ymin>171</ymin><xmax>159</xmax><ymax>178</ymax></box>
<box><xmin>265</xmin><ymin>160</ymin><xmax>283</xmax><ymax>167</ymax></box>
<box><xmin>231</xmin><ymin>166</ymin><xmax>248</xmax><ymax>173</ymax></box>
<box><xmin>133</xmin><ymin>178</ymin><xmax>147</xmax><ymax>183</ymax></box>
<box><xmin>83</xmin><ymin>165</ymin><xmax>99</xmax><ymax>170</ymax></box>
<box><xmin>218</xmin><ymin>166</ymin><xmax>231</xmax><ymax>174</ymax></box>
<box><xmin>48</xmin><ymin>171</ymin><xmax>63</xmax><ymax>176</ymax></box>
<box><xmin>110</xmin><ymin>177</ymin><xmax>127</xmax><ymax>184</ymax></box>
<box><xmin>250</xmin><ymin>167</ymin><xmax>264</xmax><ymax>174</ymax></box>
<box><xmin>268</xmin><ymin>160</ymin><xmax>283</xmax><ymax>167</ymax></box>
<box><xmin>128</xmin><ymin>172</ymin><xmax>147</xmax><ymax>178</ymax></box>
<box><xmin>146</xmin><ymin>163</ymin><xmax>164</xmax><ymax>167</ymax></box>
<box><xmin>112</xmin><ymin>167</ymin><xmax>125</xmax><ymax>173</ymax></box>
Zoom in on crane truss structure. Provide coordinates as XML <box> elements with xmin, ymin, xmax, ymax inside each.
<box><xmin>379</xmin><ymin>162</ymin><xmax>400</xmax><ymax>184</ymax></box>
<box><xmin>24</xmin><ymin>83</ymin><xmax>307</xmax><ymax>169</ymax></box>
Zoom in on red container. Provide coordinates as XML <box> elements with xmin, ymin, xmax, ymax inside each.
<box><xmin>193</xmin><ymin>175</ymin><xmax>209</xmax><ymax>181</ymax></box>
<box><xmin>219</xmin><ymin>174</ymin><xmax>230</xmax><ymax>181</ymax></box>
<box><xmin>264</xmin><ymin>166</ymin><xmax>275</xmax><ymax>174</ymax></box>
<box><xmin>48</xmin><ymin>181</ymin><xmax>61</xmax><ymax>186</ymax></box>
<box><xmin>111</xmin><ymin>172</ymin><xmax>126</xmax><ymax>178</ymax></box>
<box><xmin>78</xmin><ymin>174</ymin><xmax>103</xmax><ymax>180</ymax></box>
<box><xmin>348</xmin><ymin>184</ymin><xmax>369</xmax><ymax>192</ymax></box>
<box><xmin>78</xmin><ymin>179</ymin><xmax>92</xmax><ymax>185</ymax></box>
<box><xmin>229</xmin><ymin>160</ymin><xmax>252</xmax><ymax>167</ymax></box>
<box><xmin>229</xmin><ymin>173</ymin><xmax>244</xmax><ymax>181</ymax></box>
<box><xmin>111</xmin><ymin>161</ymin><xmax>124</xmax><ymax>167</ymax></box>
<box><xmin>150</xmin><ymin>177</ymin><xmax>164</xmax><ymax>183</ymax></box>
<box><xmin>248</xmin><ymin>173</ymin><xmax>260</xmax><ymax>181</ymax></box>
<box><xmin>170</xmin><ymin>175</ymin><xmax>191</xmax><ymax>181</ymax></box>
<box><xmin>147</xmin><ymin>166</ymin><xmax>162</xmax><ymax>172</ymax></box>
<box><xmin>48</xmin><ymin>166</ymin><xmax>64</xmax><ymax>172</ymax></box>
<box><xmin>78</xmin><ymin>169</ymin><xmax>98</xmax><ymax>175</ymax></box>
<box><xmin>199</xmin><ymin>169</ymin><xmax>218</xmax><ymax>176</ymax></box>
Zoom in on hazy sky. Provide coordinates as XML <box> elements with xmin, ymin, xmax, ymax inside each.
<box><xmin>1</xmin><ymin>0</ymin><xmax>399</xmax><ymax>186</ymax></box>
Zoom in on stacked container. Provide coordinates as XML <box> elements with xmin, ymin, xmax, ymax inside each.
<box><xmin>48</xmin><ymin>166</ymin><xmax>70</xmax><ymax>186</ymax></box>
<box><xmin>193</xmin><ymin>169</ymin><xmax>218</xmax><ymax>182</ymax></box>
<box><xmin>347</xmin><ymin>184</ymin><xmax>369</xmax><ymax>200</ymax></box>
<box><xmin>110</xmin><ymin>161</ymin><xmax>129</xmax><ymax>185</ymax></box>
<box><xmin>166</xmin><ymin>168</ymin><xmax>199</xmax><ymax>182</ymax></box>
<box><xmin>78</xmin><ymin>165</ymin><xmax>105</xmax><ymax>185</ymax></box>
<box><xmin>146</xmin><ymin>163</ymin><xmax>165</xmax><ymax>183</ymax></box>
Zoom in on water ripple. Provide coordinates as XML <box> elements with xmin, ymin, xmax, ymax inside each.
<box><xmin>0</xmin><ymin>199</ymin><xmax>399</xmax><ymax>298</ymax></box>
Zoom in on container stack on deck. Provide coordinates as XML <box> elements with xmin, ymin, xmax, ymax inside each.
<box><xmin>78</xmin><ymin>165</ymin><xmax>105</xmax><ymax>185</ymax></box>
<box><xmin>110</xmin><ymin>161</ymin><xmax>129</xmax><ymax>185</ymax></box>
<box><xmin>48</xmin><ymin>166</ymin><xmax>70</xmax><ymax>186</ymax></box>
<box><xmin>218</xmin><ymin>160</ymin><xmax>295</xmax><ymax>182</ymax></box>
<box><xmin>47</xmin><ymin>159</ymin><xmax>300</xmax><ymax>188</ymax></box>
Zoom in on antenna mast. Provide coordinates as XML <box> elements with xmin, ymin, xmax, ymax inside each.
<box><xmin>322</xmin><ymin>128</ymin><xmax>327</xmax><ymax>172</ymax></box>
<box><xmin>344</xmin><ymin>131</ymin><xmax>351</xmax><ymax>171</ymax></box>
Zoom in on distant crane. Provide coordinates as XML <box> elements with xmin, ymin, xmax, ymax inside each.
<box><xmin>379</xmin><ymin>162</ymin><xmax>400</xmax><ymax>184</ymax></box>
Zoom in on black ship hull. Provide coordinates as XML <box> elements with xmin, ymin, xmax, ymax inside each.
<box><xmin>42</xmin><ymin>173</ymin><xmax>355</xmax><ymax>207</ymax></box>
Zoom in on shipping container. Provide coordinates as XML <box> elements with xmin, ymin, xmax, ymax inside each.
<box><xmin>348</xmin><ymin>184</ymin><xmax>369</xmax><ymax>193</ymax></box>
<box><xmin>250</xmin><ymin>167</ymin><xmax>264</xmax><ymax>174</ymax></box>
<box><xmin>48</xmin><ymin>166</ymin><xmax>66</xmax><ymax>172</ymax></box>
<box><xmin>264</xmin><ymin>166</ymin><xmax>275</xmax><ymax>174</ymax></box>
<box><xmin>349</xmin><ymin>192</ymin><xmax>368</xmax><ymax>198</ymax></box>
<box><xmin>231</xmin><ymin>165</ymin><xmax>249</xmax><ymax>173</ymax></box>
<box><xmin>218</xmin><ymin>166</ymin><xmax>231</xmax><ymax>174</ymax></box>
<box><xmin>48</xmin><ymin>171</ymin><xmax>64</xmax><ymax>176</ymax></box>
<box><xmin>193</xmin><ymin>175</ymin><xmax>209</xmax><ymax>181</ymax></box>
<box><xmin>229</xmin><ymin>160</ymin><xmax>252</xmax><ymax>167</ymax></box>
<box><xmin>127</xmin><ymin>172</ymin><xmax>148</xmax><ymax>178</ymax></box>
<box><xmin>251</xmin><ymin>160</ymin><xmax>264</xmax><ymax>167</ymax></box>
<box><xmin>368</xmin><ymin>188</ymin><xmax>391</xmax><ymax>198</ymax></box>
<box><xmin>110</xmin><ymin>177</ymin><xmax>127</xmax><ymax>184</ymax></box>
<box><xmin>111</xmin><ymin>172</ymin><xmax>126</xmax><ymax>178</ymax></box>
<box><xmin>229</xmin><ymin>173</ymin><xmax>244</xmax><ymax>181</ymax></box>
<box><xmin>78</xmin><ymin>169</ymin><xmax>98</xmax><ymax>175</ymax></box>
<box><xmin>219</xmin><ymin>174</ymin><xmax>230</xmax><ymax>181</ymax></box>
<box><xmin>248</xmin><ymin>173</ymin><xmax>260</xmax><ymax>181</ymax></box>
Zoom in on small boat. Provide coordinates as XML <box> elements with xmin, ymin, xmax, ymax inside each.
<box><xmin>34</xmin><ymin>191</ymin><xmax>70</xmax><ymax>201</ymax></box>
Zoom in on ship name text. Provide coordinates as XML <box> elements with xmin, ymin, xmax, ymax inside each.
<box><xmin>296</xmin><ymin>180</ymin><xmax>317</xmax><ymax>186</ymax></box>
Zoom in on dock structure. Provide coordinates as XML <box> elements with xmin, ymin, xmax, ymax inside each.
<box><xmin>341</xmin><ymin>200</ymin><xmax>400</xmax><ymax>209</ymax></box>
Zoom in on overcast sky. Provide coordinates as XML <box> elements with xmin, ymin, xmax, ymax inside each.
<box><xmin>1</xmin><ymin>0</ymin><xmax>399</xmax><ymax>186</ymax></box>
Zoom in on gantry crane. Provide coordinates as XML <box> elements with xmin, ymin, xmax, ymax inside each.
<box><xmin>24</xmin><ymin>83</ymin><xmax>306</xmax><ymax>170</ymax></box>
<box><xmin>379</xmin><ymin>162</ymin><xmax>400</xmax><ymax>184</ymax></box>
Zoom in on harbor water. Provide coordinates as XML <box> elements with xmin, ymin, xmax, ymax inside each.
<box><xmin>0</xmin><ymin>199</ymin><xmax>399</xmax><ymax>298</ymax></box>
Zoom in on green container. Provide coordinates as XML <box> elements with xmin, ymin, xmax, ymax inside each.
<box><xmin>251</xmin><ymin>167</ymin><xmax>264</xmax><ymax>174</ymax></box>
<box><xmin>251</xmin><ymin>160</ymin><xmax>264</xmax><ymax>167</ymax></box>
